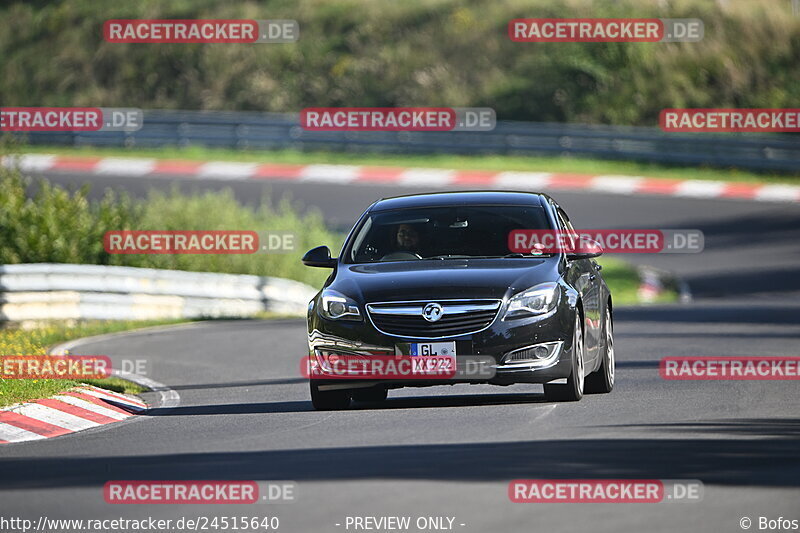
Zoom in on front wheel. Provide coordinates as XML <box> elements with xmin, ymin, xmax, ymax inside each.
<box><xmin>544</xmin><ymin>312</ymin><xmax>585</xmax><ymax>402</ymax></box>
<box><xmin>310</xmin><ymin>382</ymin><xmax>351</xmax><ymax>410</ymax></box>
<box><xmin>585</xmin><ymin>307</ymin><xmax>615</xmax><ymax>394</ymax></box>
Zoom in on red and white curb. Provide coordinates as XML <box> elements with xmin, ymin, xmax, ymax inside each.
<box><xmin>3</xmin><ymin>154</ymin><xmax>799</xmax><ymax>203</ymax></box>
<box><xmin>0</xmin><ymin>385</ymin><xmax>146</xmax><ymax>444</ymax></box>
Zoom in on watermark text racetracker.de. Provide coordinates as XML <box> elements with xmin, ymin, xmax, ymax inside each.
<box><xmin>104</xmin><ymin>231</ymin><xmax>295</xmax><ymax>254</ymax></box>
<box><xmin>660</xmin><ymin>357</ymin><xmax>800</xmax><ymax>380</ymax></box>
<box><xmin>2</xmin><ymin>354</ymin><xmax>152</xmax><ymax>379</ymax></box>
<box><xmin>509</xmin><ymin>479</ymin><xmax>704</xmax><ymax>503</ymax></box>
<box><xmin>509</xmin><ymin>18</ymin><xmax>703</xmax><ymax>42</ymax></box>
<box><xmin>0</xmin><ymin>107</ymin><xmax>142</xmax><ymax>132</ymax></box>
<box><xmin>508</xmin><ymin>229</ymin><xmax>704</xmax><ymax>254</ymax></box>
<box><xmin>1</xmin><ymin>355</ymin><xmax>111</xmax><ymax>379</ymax></box>
<box><xmin>104</xmin><ymin>481</ymin><xmax>296</xmax><ymax>504</ymax></box>
<box><xmin>302</xmin><ymin>353</ymin><xmax>496</xmax><ymax>380</ymax></box>
<box><xmin>104</xmin><ymin>19</ymin><xmax>298</xmax><ymax>43</ymax></box>
<box><xmin>660</xmin><ymin>108</ymin><xmax>800</xmax><ymax>133</ymax></box>
<box><xmin>301</xmin><ymin>107</ymin><xmax>496</xmax><ymax>131</ymax></box>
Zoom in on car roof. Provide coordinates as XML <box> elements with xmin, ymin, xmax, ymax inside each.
<box><xmin>371</xmin><ymin>191</ymin><xmax>550</xmax><ymax>211</ymax></box>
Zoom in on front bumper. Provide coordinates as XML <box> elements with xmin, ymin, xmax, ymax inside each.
<box><xmin>306</xmin><ymin>296</ymin><xmax>577</xmax><ymax>389</ymax></box>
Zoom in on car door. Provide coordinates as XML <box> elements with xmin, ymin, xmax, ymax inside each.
<box><xmin>555</xmin><ymin>206</ymin><xmax>602</xmax><ymax>368</ymax></box>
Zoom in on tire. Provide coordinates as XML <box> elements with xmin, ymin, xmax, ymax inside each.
<box><xmin>352</xmin><ymin>387</ymin><xmax>388</xmax><ymax>403</ymax></box>
<box><xmin>544</xmin><ymin>312</ymin><xmax>585</xmax><ymax>402</ymax></box>
<box><xmin>585</xmin><ymin>307</ymin><xmax>615</xmax><ymax>394</ymax></box>
<box><xmin>310</xmin><ymin>382</ymin><xmax>351</xmax><ymax>410</ymax></box>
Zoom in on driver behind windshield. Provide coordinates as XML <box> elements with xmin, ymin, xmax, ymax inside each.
<box><xmin>395</xmin><ymin>223</ymin><xmax>422</xmax><ymax>255</ymax></box>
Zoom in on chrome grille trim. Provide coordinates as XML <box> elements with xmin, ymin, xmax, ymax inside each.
<box><xmin>368</xmin><ymin>302</ymin><xmax>500</xmax><ymax>315</ymax></box>
<box><xmin>366</xmin><ymin>299</ymin><xmax>502</xmax><ymax>339</ymax></box>
<box><xmin>307</xmin><ymin>329</ymin><xmax>394</xmax><ymax>354</ymax></box>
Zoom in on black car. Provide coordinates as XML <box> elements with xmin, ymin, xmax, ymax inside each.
<box><xmin>302</xmin><ymin>191</ymin><xmax>614</xmax><ymax>410</ymax></box>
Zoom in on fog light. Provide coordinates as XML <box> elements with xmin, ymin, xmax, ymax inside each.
<box><xmin>532</xmin><ymin>345</ymin><xmax>549</xmax><ymax>359</ymax></box>
<box><xmin>314</xmin><ymin>350</ymin><xmax>374</xmax><ymax>374</ymax></box>
<box><xmin>503</xmin><ymin>341</ymin><xmax>563</xmax><ymax>366</ymax></box>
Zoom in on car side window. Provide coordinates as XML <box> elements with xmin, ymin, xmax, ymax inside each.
<box><xmin>556</xmin><ymin>208</ymin><xmax>575</xmax><ymax>232</ymax></box>
<box><xmin>555</xmin><ymin>206</ymin><xmax>583</xmax><ymax>257</ymax></box>
<box><xmin>556</xmin><ymin>208</ymin><xmax>579</xmax><ymax>246</ymax></box>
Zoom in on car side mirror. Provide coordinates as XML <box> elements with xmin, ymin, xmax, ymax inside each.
<box><xmin>302</xmin><ymin>246</ymin><xmax>337</xmax><ymax>268</ymax></box>
<box><xmin>566</xmin><ymin>239</ymin><xmax>603</xmax><ymax>261</ymax></box>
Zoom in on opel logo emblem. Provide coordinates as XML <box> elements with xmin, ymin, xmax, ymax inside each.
<box><xmin>422</xmin><ymin>303</ymin><xmax>443</xmax><ymax>322</ymax></box>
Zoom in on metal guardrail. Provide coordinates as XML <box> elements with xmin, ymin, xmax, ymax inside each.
<box><xmin>0</xmin><ymin>263</ymin><xmax>317</xmax><ymax>322</ymax></box>
<box><xmin>23</xmin><ymin>110</ymin><xmax>800</xmax><ymax>173</ymax></box>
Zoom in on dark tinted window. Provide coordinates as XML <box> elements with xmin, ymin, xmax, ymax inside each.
<box><xmin>347</xmin><ymin>205</ymin><xmax>551</xmax><ymax>262</ymax></box>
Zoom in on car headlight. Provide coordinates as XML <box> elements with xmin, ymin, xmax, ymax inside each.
<box><xmin>504</xmin><ymin>282</ymin><xmax>560</xmax><ymax>319</ymax></box>
<box><xmin>318</xmin><ymin>289</ymin><xmax>362</xmax><ymax>321</ymax></box>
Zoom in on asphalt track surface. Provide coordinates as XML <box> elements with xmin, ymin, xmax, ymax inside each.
<box><xmin>2</xmin><ymin>168</ymin><xmax>800</xmax><ymax>533</ymax></box>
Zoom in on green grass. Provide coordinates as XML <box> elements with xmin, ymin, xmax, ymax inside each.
<box><xmin>24</xmin><ymin>145</ymin><xmax>799</xmax><ymax>185</ymax></box>
<box><xmin>0</xmin><ymin>319</ymin><xmax>188</xmax><ymax>407</ymax></box>
<box><xmin>79</xmin><ymin>376</ymin><xmax>147</xmax><ymax>396</ymax></box>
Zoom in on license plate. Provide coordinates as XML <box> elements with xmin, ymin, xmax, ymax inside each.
<box><xmin>409</xmin><ymin>342</ymin><xmax>456</xmax><ymax>357</ymax></box>
<box><xmin>393</xmin><ymin>342</ymin><xmax>457</xmax><ymax>377</ymax></box>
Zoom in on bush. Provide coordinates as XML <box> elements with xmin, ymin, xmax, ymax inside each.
<box><xmin>0</xmin><ymin>148</ymin><xmax>341</xmax><ymax>287</ymax></box>
<box><xmin>0</xmin><ymin>0</ymin><xmax>798</xmax><ymax>125</ymax></box>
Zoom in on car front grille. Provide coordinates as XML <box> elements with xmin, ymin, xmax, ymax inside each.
<box><xmin>366</xmin><ymin>299</ymin><xmax>501</xmax><ymax>338</ymax></box>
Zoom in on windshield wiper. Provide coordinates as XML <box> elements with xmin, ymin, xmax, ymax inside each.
<box><xmin>500</xmin><ymin>253</ymin><xmax>554</xmax><ymax>258</ymax></box>
<box><xmin>423</xmin><ymin>254</ymin><xmax>472</xmax><ymax>260</ymax></box>
<box><xmin>419</xmin><ymin>253</ymin><xmax>554</xmax><ymax>260</ymax></box>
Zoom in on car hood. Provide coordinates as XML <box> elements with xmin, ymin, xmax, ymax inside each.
<box><xmin>332</xmin><ymin>258</ymin><xmax>559</xmax><ymax>303</ymax></box>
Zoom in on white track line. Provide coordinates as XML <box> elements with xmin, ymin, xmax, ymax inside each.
<box><xmin>4</xmin><ymin>154</ymin><xmax>57</xmax><ymax>172</ymax></box>
<box><xmin>197</xmin><ymin>162</ymin><xmax>258</xmax><ymax>180</ymax></box>
<box><xmin>12</xmin><ymin>403</ymin><xmax>100</xmax><ymax>432</ymax></box>
<box><xmin>8</xmin><ymin>154</ymin><xmax>800</xmax><ymax>204</ymax></box>
<box><xmin>76</xmin><ymin>388</ymin><xmax>147</xmax><ymax>411</ymax></box>
<box><xmin>300</xmin><ymin>164</ymin><xmax>360</xmax><ymax>183</ymax></box>
<box><xmin>0</xmin><ymin>422</ymin><xmax>48</xmax><ymax>443</ymax></box>
<box><xmin>52</xmin><ymin>395</ymin><xmax>131</xmax><ymax>420</ymax></box>
<box><xmin>95</xmin><ymin>158</ymin><xmax>156</xmax><ymax>176</ymax></box>
<box><xmin>397</xmin><ymin>168</ymin><xmax>455</xmax><ymax>187</ymax></box>
<box><xmin>112</xmin><ymin>369</ymin><xmax>180</xmax><ymax>409</ymax></box>
<box><xmin>52</xmin><ymin>329</ymin><xmax>183</xmax><ymax>411</ymax></box>
<box><xmin>754</xmin><ymin>185</ymin><xmax>800</xmax><ymax>202</ymax></box>
<box><xmin>674</xmin><ymin>180</ymin><xmax>727</xmax><ymax>198</ymax></box>
<box><xmin>590</xmin><ymin>175</ymin><xmax>644</xmax><ymax>194</ymax></box>
<box><xmin>493</xmin><ymin>171</ymin><xmax>552</xmax><ymax>190</ymax></box>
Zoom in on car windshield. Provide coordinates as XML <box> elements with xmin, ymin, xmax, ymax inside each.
<box><xmin>346</xmin><ymin>204</ymin><xmax>552</xmax><ymax>263</ymax></box>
